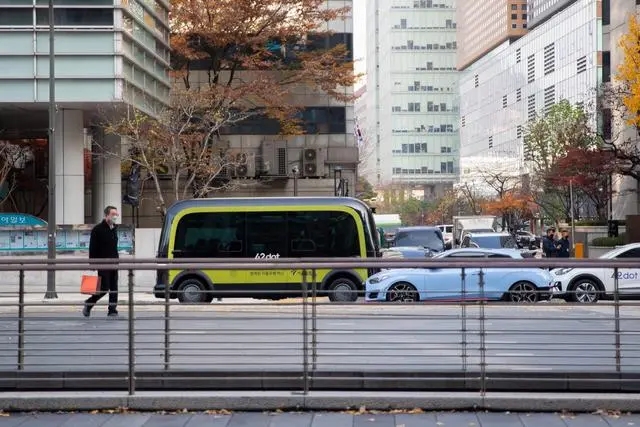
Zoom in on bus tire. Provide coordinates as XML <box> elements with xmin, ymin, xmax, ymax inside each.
<box><xmin>176</xmin><ymin>277</ymin><xmax>211</xmax><ymax>304</ymax></box>
<box><xmin>327</xmin><ymin>277</ymin><xmax>359</xmax><ymax>303</ymax></box>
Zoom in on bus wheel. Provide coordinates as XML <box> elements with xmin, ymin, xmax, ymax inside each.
<box><xmin>177</xmin><ymin>278</ymin><xmax>211</xmax><ymax>304</ymax></box>
<box><xmin>327</xmin><ymin>278</ymin><xmax>359</xmax><ymax>303</ymax></box>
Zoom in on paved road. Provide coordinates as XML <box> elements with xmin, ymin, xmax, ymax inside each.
<box><xmin>0</xmin><ymin>303</ymin><xmax>637</xmax><ymax>372</ymax></box>
<box><xmin>0</xmin><ymin>411</ymin><xmax>636</xmax><ymax>427</ymax></box>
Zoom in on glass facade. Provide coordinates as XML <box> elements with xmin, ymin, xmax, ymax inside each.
<box><xmin>528</xmin><ymin>0</ymin><xmax>576</xmax><ymax>28</ymax></box>
<box><xmin>0</xmin><ymin>0</ymin><xmax>171</xmax><ymax>114</ymax></box>
<box><xmin>367</xmin><ymin>0</ymin><xmax>459</xmax><ymax>186</ymax></box>
<box><xmin>457</xmin><ymin>0</ymin><xmax>528</xmax><ymax>71</ymax></box>
<box><xmin>458</xmin><ymin>0</ymin><xmax>600</xmax><ymax>183</ymax></box>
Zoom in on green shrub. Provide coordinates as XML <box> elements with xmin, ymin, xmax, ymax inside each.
<box><xmin>591</xmin><ymin>234</ymin><xmax>626</xmax><ymax>247</ymax></box>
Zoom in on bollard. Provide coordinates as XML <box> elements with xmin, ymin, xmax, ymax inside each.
<box><xmin>127</xmin><ymin>269</ymin><xmax>136</xmax><ymax>395</ymax></box>
<box><xmin>17</xmin><ymin>268</ymin><xmax>24</xmax><ymax>371</ymax></box>
<box><xmin>574</xmin><ymin>242</ymin><xmax>584</xmax><ymax>259</ymax></box>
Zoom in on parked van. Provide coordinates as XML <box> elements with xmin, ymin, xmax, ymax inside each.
<box><xmin>153</xmin><ymin>197</ymin><xmax>380</xmax><ymax>304</ymax></box>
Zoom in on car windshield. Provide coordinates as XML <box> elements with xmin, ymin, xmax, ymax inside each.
<box><xmin>472</xmin><ymin>235</ymin><xmax>517</xmax><ymax>249</ymax></box>
<box><xmin>395</xmin><ymin>229</ymin><xmax>444</xmax><ymax>251</ymax></box>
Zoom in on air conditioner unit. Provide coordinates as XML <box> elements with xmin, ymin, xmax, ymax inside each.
<box><xmin>301</xmin><ymin>147</ymin><xmax>327</xmax><ymax>177</ymax></box>
<box><xmin>260</xmin><ymin>140</ymin><xmax>288</xmax><ymax>176</ymax></box>
<box><xmin>235</xmin><ymin>152</ymin><xmax>256</xmax><ymax>178</ymax></box>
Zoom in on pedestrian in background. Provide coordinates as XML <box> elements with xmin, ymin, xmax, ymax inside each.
<box><xmin>557</xmin><ymin>229</ymin><xmax>571</xmax><ymax>258</ymax></box>
<box><xmin>542</xmin><ymin>227</ymin><xmax>558</xmax><ymax>258</ymax></box>
<box><xmin>83</xmin><ymin>205</ymin><xmax>120</xmax><ymax>318</ymax></box>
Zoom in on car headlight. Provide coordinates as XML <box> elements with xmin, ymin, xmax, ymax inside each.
<box><xmin>368</xmin><ymin>275</ymin><xmax>389</xmax><ymax>284</ymax></box>
<box><xmin>555</xmin><ymin>268</ymin><xmax>573</xmax><ymax>276</ymax></box>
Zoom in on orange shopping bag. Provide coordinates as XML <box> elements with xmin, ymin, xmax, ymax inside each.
<box><xmin>80</xmin><ymin>273</ymin><xmax>101</xmax><ymax>295</ymax></box>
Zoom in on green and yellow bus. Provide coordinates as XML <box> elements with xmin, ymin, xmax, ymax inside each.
<box><xmin>153</xmin><ymin>197</ymin><xmax>380</xmax><ymax>304</ymax></box>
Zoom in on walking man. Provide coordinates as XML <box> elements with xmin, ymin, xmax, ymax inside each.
<box><xmin>83</xmin><ymin>206</ymin><xmax>120</xmax><ymax>318</ymax></box>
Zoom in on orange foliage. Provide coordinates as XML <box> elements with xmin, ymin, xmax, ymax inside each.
<box><xmin>169</xmin><ymin>0</ymin><xmax>361</xmax><ymax>131</ymax></box>
<box><xmin>482</xmin><ymin>192</ymin><xmax>536</xmax><ymax>219</ymax></box>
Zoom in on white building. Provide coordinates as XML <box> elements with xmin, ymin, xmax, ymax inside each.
<box><xmin>459</xmin><ymin>0</ymin><xmax>601</xmax><ymax>188</ymax></box>
<box><xmin>366</xmin><ymin>0</ymin><xmax>459</xmax><ymax>196</ymax></box>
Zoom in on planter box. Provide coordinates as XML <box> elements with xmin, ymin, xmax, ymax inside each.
<box><xmin>587</xmin><ymin>246</ymin><xmax>616</xmax><ymax>258</ymax></box>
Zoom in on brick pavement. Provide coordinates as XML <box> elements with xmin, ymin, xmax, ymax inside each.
<box><xmin>0</xmin><ymin>411</ymin><xmax>637</xmax><ymax>427</ymax></box>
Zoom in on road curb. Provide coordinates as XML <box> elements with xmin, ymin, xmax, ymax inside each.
<box><xmin>2</xmin><ymin>392</ymin><xmax>640</xmax><ymax>412</ymax></box>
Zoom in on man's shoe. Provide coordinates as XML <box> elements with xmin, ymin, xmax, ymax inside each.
<box><xmin>82</xmin><ymin>305</ymin><xmax>90</xmax><ymax>318</ymax></box>
<box><xmin>107</xmin><ymin>311</ymin><xmax>119</xmax><ymax>318</ymax></box>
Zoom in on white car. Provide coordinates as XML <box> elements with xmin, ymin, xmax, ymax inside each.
<box><xmin>552</xmin><ymin>243</ymin><xmax>640</xmax><ymax>303</ymax></box>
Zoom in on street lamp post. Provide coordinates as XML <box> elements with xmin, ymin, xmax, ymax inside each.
<box><xmin>45</xmin><ymin>0</ymin><xmax>57</xmax><ymax>299</ymax></box>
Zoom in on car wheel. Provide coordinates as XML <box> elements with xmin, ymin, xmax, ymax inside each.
<box><xmin>387</xmin><ymin>282</ymin><xmax>419</xmax><ymax>303</ymax></box>
<box><xmin>176</xmin><ymin>278</ymin><xmax>210</xmax><ymax>304</ymax></box>
<box><xmin>327</xmin><ymin>278</ymin><xmax>359</xmax><ymax>302</ymax></box>
<box><xmin>568</xmin><ymin>278</ymin><xmax>601</xmax><ymax>304</ymax></box>
<box><xmin>508</xmin><ymin>281</ymin><xmax>539</xmax><ymax>303</ymax></box>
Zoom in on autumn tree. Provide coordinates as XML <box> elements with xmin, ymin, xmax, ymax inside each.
<box><xmin>355</xmin><ymin>176</ymin><xmax>376</xmax><ymax>201</ymax></box>
<box><xmin>104</xmin><ymin>91</ymin><xmax>255</xmax><ymax>216</ymax></box>
<box><xmin>171</xmin><ymin>0</ymin><xmax>358</xmax><ymax>130</ymax></box>
<box><xmin>424</xmin><ymin>189</ymin><xmax>459</xmax><ymax>224</ymax></box>
<box><xmin>456</xmin><ymin>182</ymin><xmax>485</xmax><ymax>215</ymax></box>
<box><xmin>524</xmin><ymin>100</ymin><xmax>596</xmax><ymax>223</ymax></box>
<box><xmin>605</xmin><ymin>13</ymin><xmax>640</xmax><ymax>182</ymax></box>
<box><xmin>548</xmin><ymin>147</ymin><xmax>616</xmax><ymax>221</ymax></box>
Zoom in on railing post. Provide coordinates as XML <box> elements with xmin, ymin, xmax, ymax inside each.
<box><xmin>478</xmin><ymin>269</ymin><xmax>486</xmax><ymax>397</ymax></box>
<box><xmin>614</xmin><ymin>267</ymin><xmax>621</xmax><ymax>373</ymax></box>
<box><xmin>127</xmin><ymin>268</ymin><xmax>136</xmax><ymax>395</ymax></box>
<box><xmin>17</xmin><ymin>267</ymin><xmax>24</xmax><ymax>371</ymax></box>
<box><xmin>311</xmin><ymin>269</ymin><xmax>318</xmax><ymax>371</ymax></box>
<box><xmin>460</xmin><ymin>268</ymin><xmax>467</xmax><ymax>372</ymax></box>
<box><xmin>164</xmin><ymin>275</ymin><xmax>170</xmax><ymax>371</ymax></box>
<box><xmin>301</xmin><ymin>269</ymin><xmax>310</xmax><ymax>394</ymax></box>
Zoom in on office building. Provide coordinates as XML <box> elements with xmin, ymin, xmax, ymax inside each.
<box><xmin>366</xmin><ymin>0</ymin><xmax>459</xmax><ymax>197</ymax></box>
<box><xmin>458</xmin><ymin>0</ymin><xmax>602</xmax><ymax>191</ymax></box>
<box><xmin>0</xmin><ymin>0</ymin><xmax>171</xmax><ymax>224</ymax></box>
<box><xmin>457</xmin><ymin>0</ymin><xmax>528</xmax><ymax>71</ymax></box>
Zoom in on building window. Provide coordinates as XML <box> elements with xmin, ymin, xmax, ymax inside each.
<box><xmin>522</xmin><ymin>14</ymin><xmax>527</xmax><ymax>19</ymax></box>
<box><xmin>527</xmin><ymin>54</ymin><xmax>535</xmax><ymax>83</ymax></box>
<box><xmin>516</xmin><ymin>88</ymin><xmax>522</xmax><ymax>102</ymax></box>
<box><xmin>522</xmin><ymin>4</ymin><xmax>527</xmax><ymax>10</ymax></box>
<box><xmin>511</xmin><ymin>13</ymin><xmax>517</xmax><ymax>19</ymax></box>
<box><xmin>221</xmin><ymin>107</ymin><xmax>346</xmax><ymax>135</ymax></box>
<box><xmin>461</xmin><ymin>116</ymin><xmax>466</xmax><ymax>127</ymax></box>
<box><xmin>474</xmin><ymin>74</ymin><xmax>479</xmax><ymax>87</ymax></box>
<box><xmin>400</xmin><ymin>18</ymin><xmax>407</xmax><ymax>28</ymax></box>
<box><xmin>36</xmin><ymin>8</ymin><xmax>114</xmax><ymax>25</ymax></box>
<box><xmin>603</xmin><ymin>108</ymin><xmax>612</xmax><ymax>140</ymax></box>
<box><xmin>441</xmin><ymin>146</ymin><xmax>452</xmax><ymax>153</ymax></box>
<box><xmin>516</xmin><ymin>125</ymin><xmax>523</xmax><ymax>139</ymax></box>
<box><xmin>577</xmin><ymin>56</ymin><xmax>587</xmax><ymax>74</ymax></box>
<box><xmin>544</xmin><ymin>85</ymin><xmax>555</xmax><ymax>114</ymax></box>
<box><xmin>603</xmin><ymin>51</ymin><xmax>611</xmax><ymax>83</ymax></box>
<box><xmin>408</xmin><ymin>102</ymin><xmax>421</xmax><ymax>112</ymax></box>
<box><xmin>527</xmin><ymin>94</ymin><xmax>536</xmax><ymax>121</ymax></box>
<box><xmin>516</xmin><ymin>48</ymin><xmax>521</xmax><ymax>63</ymax></box>
<box><xmin>488</xmin><ymin>136</ymin><xmax>493</xmax><ymax>149</ymax></box>
<box><xmin>0</xmin><ymin>9</ymin><xmax>32</xmax><ymax>25</ymax></box>
<box><xmin>603</xmin><ymin>0</ymin><xmax>610</xmax><ymax>25</ymax></box>
<box><xmin>544</xmin><ymin>43</ymin><xmax>555</xmax><ymax>75</ymax></box>
<box><xmin>502</xmin><ymin>95</ymin><xmax>508</xmax><ymax>108</ymax></box>
<box><xmin>511</xmin><ymin>4</ymin><xmax>517</xmax><ymax>9</ymax></box>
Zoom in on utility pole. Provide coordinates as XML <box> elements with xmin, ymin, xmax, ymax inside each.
<box><xmin>45</xmin><ymin>0</ymin><xmax>57</xmax><ymax>299</ymax></box>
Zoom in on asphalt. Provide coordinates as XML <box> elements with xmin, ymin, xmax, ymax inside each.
<box><xmin>0</xmin><ymin>302</ymin><xmax>637</xmax><ymax>373</ymax></box>
<box><xmin>0</xmin><ymin>411</ymin><xmax>636</xmax><ymax>427</ymax></box>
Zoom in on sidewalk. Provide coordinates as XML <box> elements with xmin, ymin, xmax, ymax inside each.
<box><xmin>0</xmin><ymin>410</ymin><xmax>635</xmax><ymax>427</ymax></box>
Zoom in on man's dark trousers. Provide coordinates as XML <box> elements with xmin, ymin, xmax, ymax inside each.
<box><xmin>85</xmin><ymin>270</ymin><xmax>118</xmax><ymax>313</ymax></box>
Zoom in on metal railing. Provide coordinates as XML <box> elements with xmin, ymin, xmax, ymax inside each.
<box><xmin>0</xmin><ymin>257</ymin><xmax>639</xmax><ymax>398</ymax></box>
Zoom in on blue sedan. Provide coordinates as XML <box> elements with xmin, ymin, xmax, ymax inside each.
<box><xmin>365</xmin><ymin>248</ymin><xmax>556</xmax><ymax>303</ymax></box>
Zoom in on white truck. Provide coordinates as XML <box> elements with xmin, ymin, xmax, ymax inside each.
<box><xmin>452</xmin><ymin>215</ymin><xmax>501</xmax><ymax>248</ymax></box>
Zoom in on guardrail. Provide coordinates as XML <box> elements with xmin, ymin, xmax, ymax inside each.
<box><xmin>0</xmin><ymin>257</ymin><xmax>638</xmax><ymax>398</ymax></box>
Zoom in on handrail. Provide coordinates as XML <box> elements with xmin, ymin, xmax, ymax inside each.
<box><xmin>0</xmin><ymin>257</ymin><xmax>638</xmax><ymax>270</ymax></box>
